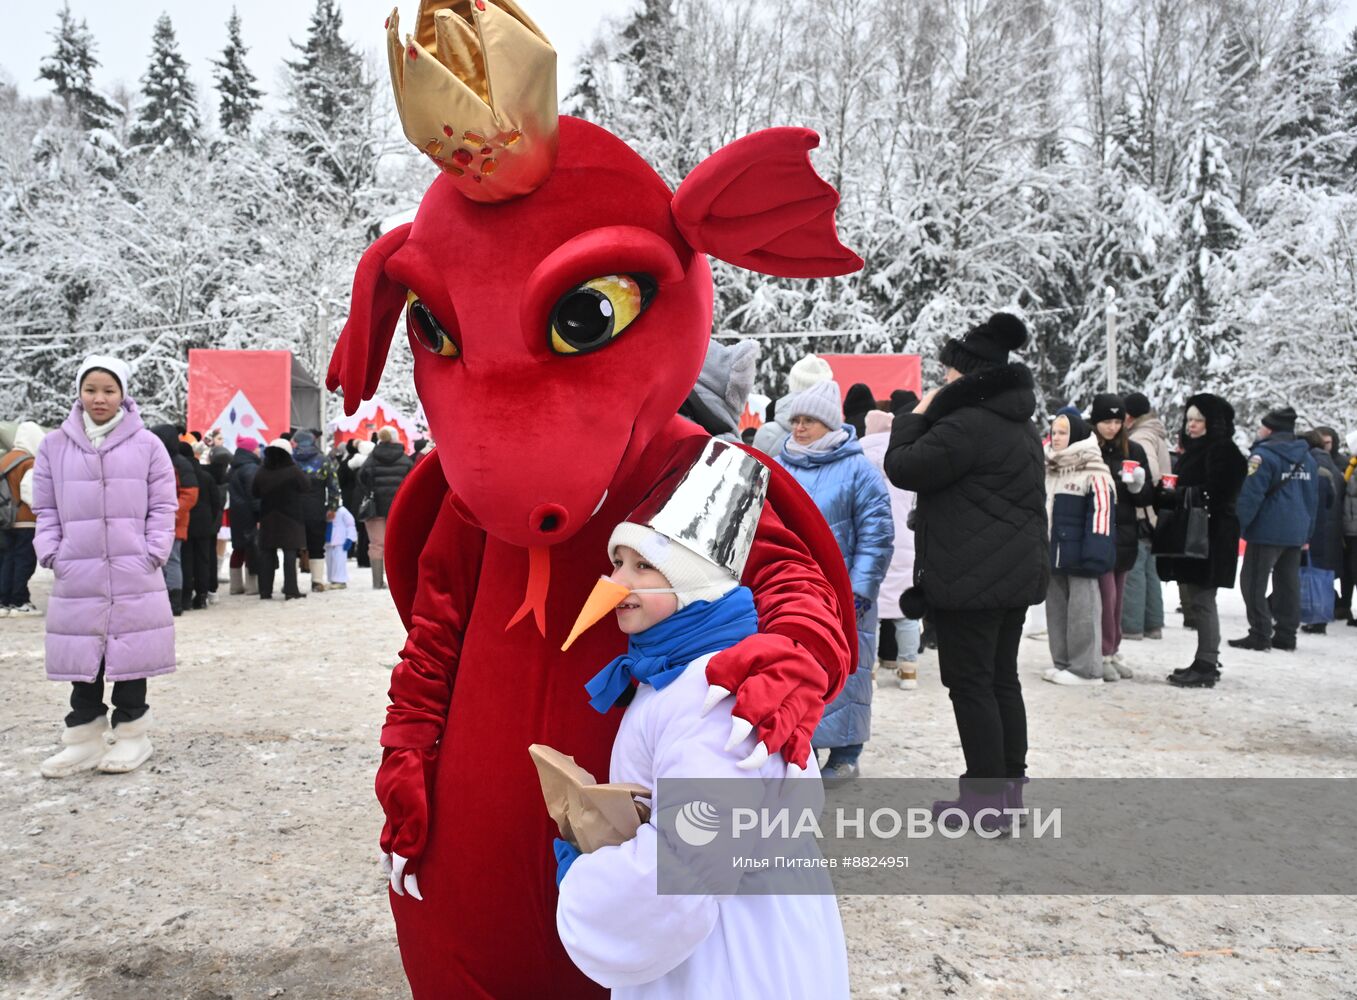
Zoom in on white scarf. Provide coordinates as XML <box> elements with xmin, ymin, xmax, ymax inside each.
<box><xmin>1044</xmin><ymin>435</ymin><xmax>1114</xmax><ymax>526</ymax></box>
<box><xmin>784</xmin><ymin>428</ymin><xmax>850</xmax><ymax>459</ymax></box>
<box><xmin>82</xmin><ymin>407</ymin><xmax>125</xmax><ymax>449</ymax></box>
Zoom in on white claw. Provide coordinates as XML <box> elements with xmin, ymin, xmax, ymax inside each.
<box><xmin>390</xmin><ymin>853</ymin><xmax>408</xmax><ymax>896</ymax></box>
<box><xmin>701</xmin><ymin>684</ymin><xmax>732</xmax><ymax>717</ymax></box>
<box><xmin>724</xmin><ymin>715</ymin><xmax>754</xmax><ymax>752</ymax></box>
<box><xmin>737</xmin><ymin>741</ymin><xmax>770</xmax><ymax>771</ymax></box>
<box><xmin>380</xmin><ymin>851</ymin><xmax>392</xmax><ymax>877</ymax></box>
<box><xmin>404</xmin><ymin>872</ymin><xmax>423</xmax><ymax>901</ymax></box>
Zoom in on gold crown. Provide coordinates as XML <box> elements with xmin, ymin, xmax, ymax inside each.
<box><xmin>386</xmin><ymin>1</ymin><xmax>558</xmax><ymax>203</ymax></box>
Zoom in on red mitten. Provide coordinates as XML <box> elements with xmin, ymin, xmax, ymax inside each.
<box><xmin>375</xmin><ymin>745</ymin><xmax>439</xmax><ymax>866</ymax></box>
<box><xmin>705</xmin><ymin>632</ymin><xmax>828</xmax><ymax>769</ymax></box>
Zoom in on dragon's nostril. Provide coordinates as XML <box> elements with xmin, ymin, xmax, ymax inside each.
<box><xmin>529</xmin><ymin>503</ymin><xmax>569</xmax><ymax>536</ymax></box>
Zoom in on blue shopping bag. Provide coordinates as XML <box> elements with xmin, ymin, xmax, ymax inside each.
<box><xmin>1299</xmin><ymin>557</ymin><xmax>1335</xmax><ymax>625</ymax></box>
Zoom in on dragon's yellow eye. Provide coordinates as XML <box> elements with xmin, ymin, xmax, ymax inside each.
<box><xmin>407</xmin><ymin>291</ymin><xmax>460</xmax><ymax>358</ymax></box>
<box><xmin>549</xmin><ymin>274</ymin><xmax>656</xmax><ymax>355</ymax></box>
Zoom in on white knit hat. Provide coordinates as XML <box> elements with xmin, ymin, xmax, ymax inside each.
<box><xmin>608</xmin><ymin>522</ymin><xmax>738</xmax><ymax>610</ymax></box>
<box><xmin>788</xmin><ymin>354</ymin><xmax>833</xmax><ymax>394</ymax></box>
<box><xmin>267</xmin><ymin>437</ymin><xmax>293</xmax><ymax>454</ymax></box>
<box><xmin>76</xmin><ymin>354</ymin><xmax>132</xmax><ymax>395</ymax></box>
<box><xmin>784</xmin><ymin>379</ymin><xmax>843</xmax><ymax>429</ymax></box>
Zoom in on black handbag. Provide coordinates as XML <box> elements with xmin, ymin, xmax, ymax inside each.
<box><xmin>356</xmin><ymin>491</ymin><xmax>377</xmax><ymax>521</ymax></box>
<box><xmin>1152</xmin><ymin>487</ymin><xmax>1209</xmax><ymax>559</ymax></box>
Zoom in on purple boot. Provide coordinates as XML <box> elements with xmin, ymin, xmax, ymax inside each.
<box><xmin>1004</xmin><ymin>776</ymin><xmax>1030</xmax><ymax>827</ymax></box>
<box><xmin>931</xmin><ymin>778</ymin><xmax>1012</xmax><ymax>836</ymax></box>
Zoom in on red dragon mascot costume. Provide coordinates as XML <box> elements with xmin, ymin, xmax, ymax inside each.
<box><xmin>328</xmin><ymin>3</ymin><xmax>864</xmax><ymax>996</ymax></box>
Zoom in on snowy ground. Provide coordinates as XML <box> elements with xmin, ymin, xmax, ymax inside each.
<box><xmin>1</xmin><ymin>565</ymin><xmax>1354</xmax><ymax>999</ymax></box>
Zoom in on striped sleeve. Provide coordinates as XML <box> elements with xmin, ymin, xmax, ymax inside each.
<box><xmin>1090</xmin><ymin>477</ymin><xmax>1114</xmax><ymax>536</ymax></box>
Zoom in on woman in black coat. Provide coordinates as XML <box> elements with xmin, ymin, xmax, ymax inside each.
<box><xmin>885</xmin><ymin>313</ymin><xmax>1047</xmax><ymax>829</ymax></box>
<box><xmin>1156</xmin><ymin>393</ymin><xmax>1247</xmax><ymax>687</ymax></box>
<box><xmin>251</xmin><ymin>440</ymin><xmax>309</xmax><ymax>601</ymax></box>
<box><xmin>1089</xmin><ymin>393</ymin><xmax>1155</xmax><ymax>679</ymax></box>
<box><xmin>227</xmin><ymin>440</ymin><xmax>263</xmax><ymax>592</ymax></box>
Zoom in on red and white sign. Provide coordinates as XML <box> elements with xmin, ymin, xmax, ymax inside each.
<box><xmin>820</xmin><ymin>354</ymin><xmax>922</xmax><ymax>400</ymax></box>
<box><xmin>188</xmin><ymin>350</ymin><xmax>292</xmax><ymax>451</ymax></box>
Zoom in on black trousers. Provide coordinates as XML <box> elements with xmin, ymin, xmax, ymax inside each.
<box><xmin>258</xmin><ymin>547</ymin><xmax>300</xmax><ymax>598</ymax></box>
<box><xmin>67</xmin><ymin>663</ymin><xmax>148</xmax><ymax>728</ymax></box>
<box><xmin>355</xmin><ymin>519</ymin><xmax>370</xmax><ymax>568</ymax></box>
<box><xmin>186</xmin><ymin>534</ymin><xmax>216</xmax><ymax>604</ymax></box>
<box><xmin>932</xmin><ymin>606</ymin><xmax>1029</xmax><ymax>790</ymax></box>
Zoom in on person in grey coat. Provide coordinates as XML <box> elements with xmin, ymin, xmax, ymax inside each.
<box><xmin>775</xmin><ymin>379</ymin><xmax>893</xmax><ymax>781</ymax></box>
<box><xmin>677</xmin><ymin>340</ymin><xmax>760</xmax><ymax>442</ymax></box>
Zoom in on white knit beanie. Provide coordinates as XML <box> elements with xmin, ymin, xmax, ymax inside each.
<box><xmin>608</xmin><ymin>523</ymin><xmax>738</xmax><ymax>610</ymax></box>
<box><xmin>76</xmin><ymin>354</ymin><xmax>132</xmax><ymax>396</ymax></box>
<box><xmin>784</xmin><ymin>379</ymin><xmax>843</xmax><ymax>429</ymax></box>
<box><xmin>788</xmin><ymin>354</ymin><xmax>833</xmax><ymax>394</ymax></box>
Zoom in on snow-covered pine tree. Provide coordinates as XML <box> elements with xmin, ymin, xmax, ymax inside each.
<box><xmin>37</xmin><ymin>2</ymin><xmax>119</xmax><ymax>131</ymax></box>
<box><xmin>129</xmin><ymin>13</ymin><xmax>201</xmax><ymax>153</ymax></box>
<box><xmin>213</xmin><ymin>8</ymin><xmax>263</xmax><ymax>136</ymax></box>
<box><xmin>282</xmin><ymin>0</ymin><xmax>378</xmax><ymax>218</ymax></box>
<box><xmin>1333</xmin><ymin>25</ymin><xmax>1357</xmax><ymax>184</ymax></box>
<box><xmin>1146</xmin><ymin>129</ymin><xmax>1248</xmax><ymax>399</ymax></box>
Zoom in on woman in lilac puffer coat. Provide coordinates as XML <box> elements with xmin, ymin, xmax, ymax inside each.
<box><xmin>32</xmin><ymin>355</ymin><xmax>177</xmax><ymax>778</ymax></box>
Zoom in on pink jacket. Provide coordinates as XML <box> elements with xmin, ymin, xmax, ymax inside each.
<box><xmin>33</xmin><ymin>399</ymin><xmax>178</xmax><ymax>682</ymax></box>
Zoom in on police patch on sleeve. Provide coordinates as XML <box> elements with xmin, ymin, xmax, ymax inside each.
<box><xmin>1247</xmin><ymin>455</ymin><xmax>1263</xmax><ymax>475</ymax></box>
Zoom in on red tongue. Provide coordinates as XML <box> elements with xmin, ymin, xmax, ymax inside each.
<box><xmin>506</xmin><ymin>546</ymin><xmax>551</xmax><ymax>637</ymax></box>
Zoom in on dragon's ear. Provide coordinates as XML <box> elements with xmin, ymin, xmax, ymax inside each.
<box><xmin>671</xmin><ymin>128</ymin><xmax>863</xmax><ymax>279</ymax></box>
<box><xmin>327</xmin><ymin>224</ymin><xmax>412</xmax><ymax>415</ymax></box>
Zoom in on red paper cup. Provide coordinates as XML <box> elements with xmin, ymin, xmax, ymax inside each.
<box><xmin>1162</xmin><ymin>474</ymin><xmax>1179</xmax><ymax>489</ymax></box>
<box><xmin>1121</xmin><ymin>460</ymin><xmax>1140</xmax><ymax>474</ymax></box>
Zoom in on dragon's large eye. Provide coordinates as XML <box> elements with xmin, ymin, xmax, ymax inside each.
<box><xmin>549</xmin><ymin>274</ymin><xmax>656</xmax><ymax>355</ymax></box>
<box><xmin>407</xmin><ymin>291</ymin><xmax>460</xmax><ymax>358</ymax></box>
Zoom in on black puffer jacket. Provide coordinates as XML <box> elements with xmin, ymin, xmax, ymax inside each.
<box><xmin>252</xmin><ymin>446</ymin><xmax>309</xmax><ymax>551</ymax></box>
<box><xmin>884</xmin><ymin>362</ymin><xmax>1049</xmax><ymax>611</ymax></box>
<box><xmin>1098</xmin><ymin>436</ymin><xmax>1155</xmax><ymax>572</ymax></box>
<box><xmin>227</xmin><ymin>447</ymin><xmax>262</xmax><ymax>549</ymax></box>
<box><xmin>359</xmin><ymin>441</ymin><xmax>415</xmax><ymax>518</ymax></box>
<box><xmin>187</xmin><ymin>460</ymin><xmax>225</xmax><ymax>538</ymax></box>
<box><xmin>1155</xmin><ymin>393</ymin><xmax>1247</xmax><ymax>589</ymax></box>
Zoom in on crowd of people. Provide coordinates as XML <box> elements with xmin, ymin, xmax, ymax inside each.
<box><xmin>740</xmin><ymin>317</ymin><xmax>1355</xmax><ymax>802</ymax></box>
<box><xmin>1</xmin><ymin>354</ymin><xmax>422</xmax><ymax>776</ymax></box>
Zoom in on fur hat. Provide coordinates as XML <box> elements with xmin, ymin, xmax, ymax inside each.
<box><xmin>1090</xmin><ymin>393</ymin><xmax>1126</xmax><ymax>424</ymax></box>
<box><xmin>787</xmin><ymin>354</ymin><xmax>834</xmax><ymax>394</ymax></box>
<box><xmin>267</xmin><ymin>437</ymin><xmax>293</xmax><ymax>454</ymax></box>
<box><xmin>1262</xmin><ymin>406</ymin><xmax>1297</xmax><ymax>434</ymax></box>
<box><xmin>784</xmin><ymin>379</ymin><xmax>843</xmax><ymax>429</ymax></box>
<box><xmin>939</xmin><ymin>313</ymin><xmax>1027</xmax><ymax>374</ymax></box>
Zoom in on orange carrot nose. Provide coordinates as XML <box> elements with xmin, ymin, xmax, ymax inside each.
<box><xmin>561</xmin><ymin>577</ymin><xmax>633</xmax><ymax>652</ymax></box>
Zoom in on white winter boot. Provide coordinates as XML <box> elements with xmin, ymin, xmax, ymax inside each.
<box><xmin>896</xmin><ymin>661</ymin><xmax>918</xmax><ymax>690</ymax></box>
<box><xmin>98</xmin><ymin>712</ymin><xmax>153</xmax><ymax>774</ymax></box>
<box><xmin>244</xmin><ymin>570</ymin><xmax>259</xmax><ymax>596</ymax></box>
<box><xmin>229</xmin><ymin>565</ymin><xmax>245</xmax><ymax>595</ymax></box>
<box><xmin>40</xmin><ymin>717</ymin><xmax>110</xmax><ymax>778</ymax></box>
<box><xmin>311</xmin><ymin>558</ymin><xmax>327</xmax><ymax>593</ymax></box>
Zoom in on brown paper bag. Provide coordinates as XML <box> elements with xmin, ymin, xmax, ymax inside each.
<box><xmin>529</xmin><ymin>744</ymin><xmax>652</xmax><ymax>853</ymax></box>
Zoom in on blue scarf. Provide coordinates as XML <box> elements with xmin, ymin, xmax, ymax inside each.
<box><xmin>585</xmin><ymin>587</ymin><xmax>759</xmax><ymax>714</ymax></box>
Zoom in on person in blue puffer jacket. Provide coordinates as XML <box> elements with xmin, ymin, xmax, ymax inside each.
<box><xmin>1040</xmin><ymin>411</ymin><xmax>1116</xmax><ymax>685</ymax></box>
<box><xmin>776</xmin><ymin>379</ymin><xmax>893</xmax><ymax>781</ymax></box>
<box><xmin>1229</xmin><ymin>406</ymin><xmax>1319</xmax><ymax>653</ymax></box>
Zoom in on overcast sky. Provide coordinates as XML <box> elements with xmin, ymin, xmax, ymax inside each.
<box><xmin>6</xmin><ymin>0</ymin><xmax>1357</xmax><ymax>111</ymax></box>
<box><xmin>2</xmin><ymin>1</ymin><xmax>638</xmax><ymax>106</ymax></box>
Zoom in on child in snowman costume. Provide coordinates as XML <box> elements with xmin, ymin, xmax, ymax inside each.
<box><xmin>553</xmin><ymin>440</ymin><xmax>850</xmax><ymax>998</ymax></box>
<box><xmin>325</xmin><ymin>504</ymin><xmax>357</xmax><ymax>590</ymax></box>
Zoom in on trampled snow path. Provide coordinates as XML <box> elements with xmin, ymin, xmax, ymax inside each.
<box><xmin>0</xmin><ymin>568</ymin><xmax>1353</xmax><ymax>998</ymax></box>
